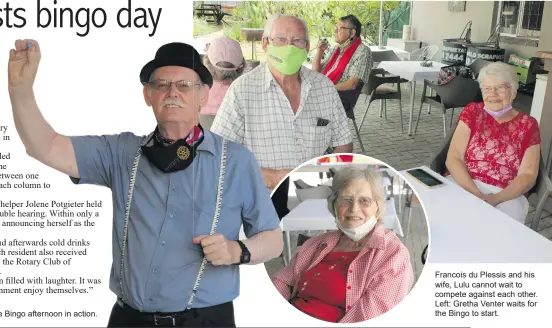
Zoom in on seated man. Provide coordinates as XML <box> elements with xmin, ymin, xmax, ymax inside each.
<box><xmin>312</xmin><ymin>15</ymin><xmax>372</xmax><ymax>112</ymax></box>
<box><xmin>211</xmin><ymin>14</ymin><xmax>353</xmax><ymax>219</ymax></box>
<box><xmin>8</xmin><ymin>39</ymin><xmax>283</xmax><ymax>327</ymax></box>
<box><xmin>312</xmin><ymin>14</ymin><xmax>372</xmax><ymax>93</ymax></box>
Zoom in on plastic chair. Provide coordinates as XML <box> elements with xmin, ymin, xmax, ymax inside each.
<box><xmin>296</xmin><ymin>186</ymin><xmax>332</xmax><ymax>203</ymax></box>
<box><xmin>426</xmin><ymin>125</ymin><xmax>552</xmax><ymax>232</ymax></box>
<box><xmin>468</xmin><ymin>58</ymin><xmax>492</xmax><ymax>79</ymax></box>
<box><xmin>407</xmin><ymin>45</ymin><xmax>440</xmax><ymax>61</ymax></box>
<box><xmin>421</xmin><ymin>245</ymin><xmax>428</xmax><ymax>265</ymax></box>
<box><xmin>358</xmin><ymin>68</ymin><xmax>405</xmax><ymax>133</ymax></box>
<box><xmin>413</xmin><ymin>77</ymin><xmax>480</xmax><ymax>138</ymax></box>
<box><xmin>338</xmin><ymin>85</ymin><xmax>366</xmax><ymax>153</ymax></box>
<box><xmin>293</xmin><ymin>179</ymin><xmax>315</xmax><ymax>190</ymax></box>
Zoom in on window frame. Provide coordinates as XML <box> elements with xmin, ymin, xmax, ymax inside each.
<box><xmin>496</xmin><ymin>1</ymin><xmax>541</xmax><ymax>39</ymax></box>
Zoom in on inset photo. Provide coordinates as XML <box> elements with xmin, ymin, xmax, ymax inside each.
<box><xmin>265</xmin><ymin>154</ymin><xmax>429</xmax><ymax>323</ymax></box>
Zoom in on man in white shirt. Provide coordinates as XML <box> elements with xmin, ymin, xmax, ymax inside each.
<box><xmin>212</xmin><ymin>14</ymin><xmax>353</xmax><ymax>217</ymax></box>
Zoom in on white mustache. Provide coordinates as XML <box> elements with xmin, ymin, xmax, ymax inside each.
<box><xmin>162</xmin><ymin>99</ymin><xmax>184</xmax><ymax>107</ymax></box>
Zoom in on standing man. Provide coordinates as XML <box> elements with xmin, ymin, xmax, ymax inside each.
<box><xmin>8</xmin><ymin>39</ymin><xmax>282</xmax><ymax>327</ymax></box>
<box><xmin>211</xmin><ymin>14</ymin><xmax>353</xmax><ymax>219</ymax></box>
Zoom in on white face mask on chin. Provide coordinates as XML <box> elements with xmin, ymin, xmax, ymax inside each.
<box><xmin>334</xmin><ymin>215</ymin><xmax>377</xmax><ymax>242</ymax></box>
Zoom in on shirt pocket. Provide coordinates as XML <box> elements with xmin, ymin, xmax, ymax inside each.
<box><xmin>305</xmin><ymin>125</ymin><xmax>332</xmax><ymax>155</ymax></box>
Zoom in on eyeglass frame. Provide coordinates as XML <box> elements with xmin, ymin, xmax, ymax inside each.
<box><xmin>143</xmin><ymin>79</ymin><xmax>203</xmax><ymax>92</ymax></box>
<box><xmin>266</xmin><ymin>36</ymin><xmax>308</xmax><ymax>49</ymax></box>
<box><xmin>480</xmin><ymin>84</ymin><xmax>511</xmax><ymax>94</ymax></box>
<box><xmin>335</xmin><ymin>196</ymin><xmax>376</xmax><ymax>209</ymax></box>
<box><xmin>334</xmin><ymin>26</ymin><xmax>354</xmax><ymax>32</ymax></box>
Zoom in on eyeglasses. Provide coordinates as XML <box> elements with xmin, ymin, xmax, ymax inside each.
<box><xmin>336</xmin><ymin>197</ymin><xmax>374</xmax><ymax>208</ymax></box>
<box><xmin>145</xmin><ymin>80</ymin><xmax>202</xmax><ymax>92</ymax></box>
<box><xmin>481</xmin><ymin>85</ymin><xmax>511</xmax><ymax>94</ymax></box>
<box><xmin>269</xmin><ymin>37</ymin><xmax>308</xmax><ymax>49</ymax></box>
<box><xmin>334</xmin><ymin>26</ymin><xmax>353</xmax><ymax>32</ymax></box>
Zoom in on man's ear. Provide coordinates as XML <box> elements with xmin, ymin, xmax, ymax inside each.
<box><xmin>199</xmin><ymin>84</ymin><xmax>210</xmax><ymax>107</ymax></box>
<box><xmin>143</xmin><ymin>86</ymin><xmax>152</xmax><ymax>107</ymax></box>
<box><xmin>262</xmin><ymin>37</ymin><xmax>269</xmax><ymax>52</ymax></box>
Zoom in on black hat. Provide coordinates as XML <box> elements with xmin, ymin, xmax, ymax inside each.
<box><xmin>140</xmin><ymin>42</ymin><xmax>213</xmax><ymax>87</ymax></box>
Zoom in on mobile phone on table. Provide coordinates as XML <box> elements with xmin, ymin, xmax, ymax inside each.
<box><xmin>406</xmin><ymin>168</ymin><xmax>444</xmax><ymax>188</ymax></box>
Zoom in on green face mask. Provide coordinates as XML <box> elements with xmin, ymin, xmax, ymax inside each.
<box><xmin>267</xmin><ymin>45</ymin><xmax>307</xmax><ymax>75</ymax></box>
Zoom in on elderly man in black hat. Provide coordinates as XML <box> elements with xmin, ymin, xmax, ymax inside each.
<box><xmin>7</xmin><ymin>39</ymin><xmax>283</xmax><ymax>327</ymax></box>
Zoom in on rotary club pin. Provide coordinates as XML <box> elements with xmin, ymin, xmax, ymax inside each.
<box><xmin>177</xmin><ymin>146</ymin><xmax>190</xmax><ymax>160</ymax></box>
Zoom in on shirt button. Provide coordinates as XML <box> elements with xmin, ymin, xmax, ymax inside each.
<box><xmin>153</xmin><ymin>269</ymin><xmax>158</xmax><ymax>274</ymax></box>
<box><xmin>347</xmin><ymin>286</ymin><xmax>352</xmax><ymax>290</ymax></box>
<box><xmin>161</xmin><ymin>241</ymin><xmax>165</xmax><ymax>246</ymax></box>
<box><xmin>169</xmin><ymin>213</ymin><xmax>174</xmax><ymax>219</ymax></box>
<box><xmin>347</xmin><ymin>306</ymin><xmax>351</xmax><ymax>310</ymax></box>
<box><xmin>348</xmin><ymin>269</ymin><xmax>353</xmax><ymax>273</ymax></box>
<box><xmin>172</xmin><ymin>185</ymin><xmax>176</xmax><ymax>191</ymax></box>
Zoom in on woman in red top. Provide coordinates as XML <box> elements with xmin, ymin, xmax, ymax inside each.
<box><xmin>446</xmin><ymin>62</ymin><xmax>540</xmax><ymax>222</ymax></box>
<box><xmin>271</xmin><ymin>166</ymin><xmax>413</xmax><ymax>323</ymax></box>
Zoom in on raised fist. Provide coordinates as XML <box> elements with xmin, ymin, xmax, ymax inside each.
<box><xmin>8</xmin><ymin>39</ymin><xmax>41</xmax><ymax>90</ymax></box>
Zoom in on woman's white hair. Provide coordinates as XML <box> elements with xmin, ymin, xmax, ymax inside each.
<box><xmin>327</xmin><ymin>165</ymin><xmax>386</xmax><ymax>221</ymax></box>
<box><xmin>262</xmin><ymin>13</ymin><xmax>309</xmax><ymax>42</ymax></box>
<box><xmin>478</xmin><ymin>61</ymin><xmax>519</xmax><ymax>91</ymax></box>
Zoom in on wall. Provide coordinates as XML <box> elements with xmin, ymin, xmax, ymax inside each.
<box><xmin>538</xmin><ymin>2</ymin><xmax>552</xmax><ymax>51</ymax></box>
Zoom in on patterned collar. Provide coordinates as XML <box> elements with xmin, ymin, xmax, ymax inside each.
<box><xmin>155</xmin><ymin>125</ymin><xmax>203</xmax><ymax>146</ymax></box>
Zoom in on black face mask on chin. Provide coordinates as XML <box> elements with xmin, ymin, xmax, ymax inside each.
<box><xmin>140</xmin><ymin>126</ymin><xmax>204</xmax><ymax>173</ymax></box>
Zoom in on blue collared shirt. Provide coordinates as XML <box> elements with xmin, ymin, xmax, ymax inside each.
<box><xmin>70</xmin><ymin>131</ymin><xmax>279</xmax><ymax>312</ymax></box>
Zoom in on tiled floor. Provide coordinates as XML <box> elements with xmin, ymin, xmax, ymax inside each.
<box><xmin>348</xmin><ymin>86</ymin><xmax>552</xmax><ymax>241</ymax></box>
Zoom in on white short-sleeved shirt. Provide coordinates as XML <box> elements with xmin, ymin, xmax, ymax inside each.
<box><xmin>211</xmin><ymin>63</ymin><xmax>352</xmax><ymax>170</ymax></box>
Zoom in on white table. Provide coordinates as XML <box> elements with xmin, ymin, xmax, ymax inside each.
<box><xmin>400</xmin><ymin>166</ymin><xmax>552</xmax><ymax>263</ymax></box>
<box><xmin>281</xmin><ymin>198</ymin><xmax>403</xmax><ymax>263</ymax></box>
<box><xmin>377</xmin><ymin>61</ymin><xmax>446</xmax><ymax>135</ymax></box>
<box><xmin>369</xmin><ymin>45</ymin><xmax>410</xmax><ymax>60</ymax></box>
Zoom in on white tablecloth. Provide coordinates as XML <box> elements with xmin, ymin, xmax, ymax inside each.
<box><xmin>400</xmin><ymin>166</ymin><xmax>552</xmax><ymax>263</ymax></box>
<box><xmin>377</xmin><ymin>60</ymin><xmax>445</xmax><ymax>82</ymax></box>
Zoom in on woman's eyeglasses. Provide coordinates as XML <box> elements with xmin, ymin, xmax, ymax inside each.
<box><xmin>336</xmin><ymin>197</ymin><xmax>374</xmax><ymax>208</ymax></box>
<box><xmin>481</xmin><ymin>85</ymin><xmax>510</xmax><ymax>94</ymax></box>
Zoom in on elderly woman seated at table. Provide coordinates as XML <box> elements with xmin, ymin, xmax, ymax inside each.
<box><xmin>200</xmin><ymin>36</ymin><xmax>245</xmax><ymax>129</ymax></box>
<box><xmin>271</xmin><ymin>166</ymin><xmax>413</xmax><ymax>323</ymax></box>
<box><xmin>446</xmin><ymin>61</ymin><xmax>541</xmax><ymax>222</ymax></box>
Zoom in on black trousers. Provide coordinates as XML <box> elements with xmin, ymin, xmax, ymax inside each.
<box><xmin>107</xmin><ymin>299</ymin><xmax>235</xmax><ymax>327</ymax></box>
<box><xmin>271</xmin><ymin>177</ymin><xmax>290</xmax><ymax>220</ymax></box>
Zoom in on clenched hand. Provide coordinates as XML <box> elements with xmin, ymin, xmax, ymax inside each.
<box><xmin>192</xmin><ymin>233</ymin><xmax>240</xmax><ymax>266</ymax></box>
<box><xmin>8</xmin><ymin>39</ymin><xmax>41</xmax><ymax>91</ymax></box>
